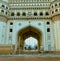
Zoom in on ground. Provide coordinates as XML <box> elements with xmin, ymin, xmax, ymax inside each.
<box><xmin>0</xmin><ymin>54</ymin><xmax>60</xmax><ymax>61</ymax></box>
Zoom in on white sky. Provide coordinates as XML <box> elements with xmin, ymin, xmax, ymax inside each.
<box><xmin>24</xmin><ymin>37</ymin><xmax>38</xmax><ymax>47</ymax></box>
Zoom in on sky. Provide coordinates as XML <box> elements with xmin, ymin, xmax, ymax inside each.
<box><xmin>24</xmin><ymin>37</ymin><xmax>38</xmax><ymax>48</ymax></box>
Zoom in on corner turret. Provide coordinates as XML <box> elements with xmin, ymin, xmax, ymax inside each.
<box><xmin>50</xmin><ymin>0</ymin><xmax>60</xmax><ymax>21</ymax></box>
<box><xmin>0</xmin><ymin>0</ymin><xmax>9</xmax><ymax>21</ymax></box>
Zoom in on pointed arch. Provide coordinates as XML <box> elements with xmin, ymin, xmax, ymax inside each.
<box><xmin>16</xmin><ymin>26</ymin><xmax>43</xmax><ymax>53</ymax></box>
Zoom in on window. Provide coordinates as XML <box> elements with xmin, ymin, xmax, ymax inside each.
<box><xmin>17</xmin><ymin>12</ymin><xmax>20</xmax><ymax>16</ymax></box>
<box><xmin>11</xmin><ymin>12</ymin><xmax>14</xmax><ymax>16</ymax></box>
<box><xmin>10</xmin><ymin>29</ymin><xmax>13</xmax><ymax>32</ymax></box>
<box><xmin>6</xmin><ymin>7</ymin><xmax>8</xmax><ymax>9</ymax></box>
<box><xmin>10</xmin><ymin>22</ymin><xmax>13</xmax><ymax>25</ymax></box>
<box><xmin>1</xmin><ymin>10</ymin><xmax>4</xmax><ymax>13</ymax></box>
<box><xmin>59</xmin><ymin>3</ymin><xmax>60</xmax><ymax>5</ymax></box>
<box><xmin>2</xmin><ymin>5</ymin><xmax>5</xmax><ymax>7</ymax></box>
<box><xmin>55</xmin><ymin>4</ymin><xmax>57</xmax><ymax>7</ymax></box>
<box><xmin>34</xmin><ymin>12</ymin><xmax>37</xmax><ymax>16</ymax></box>
<box><xmin>46</xmin><ymin>22</ymin><xmax>50</xmax><ymax>25</ymax></box>
<box><xmin>55</xmin><ymin>9</ymin><xmax>58</xmax><ymax>12</ymax></box>
<box><xmin>45</xmin><ymin>12</ymin><xmax>49</xmax><ymax>16</ymax></box>
<box><xmin>6</xmin><ymin>12</ymin><xmax>7</xmax><ymax>15</ymax></box>
<box><xmin>52</xmin><ymin>6</ymin><xmax>53</xmax><ymax>8</ymax></box>
<box><xmin>52</xmin><ymin>11</ymin><xmax>54</xmax><ymax>14</ymax></box>
<box><xmin>47</xmin><ymin>28</ymin><xmax>50</xmax><ymax>32</ymax></box>
<box><xmin>22</xmin><ymin>12</ymin><xmax>26</xmax><ymax>16</ymax></box>
<box><xmin>40</xmin><ymin>12</ymin><xmax>43</xmax><ymax>16</ymax></box>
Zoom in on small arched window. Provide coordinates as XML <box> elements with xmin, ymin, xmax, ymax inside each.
<box><xmin>40</xmin><ymin>12</ymin><xmax>43</xmax><ymax>16</ymax></box>
<box><xmin>52</xmin><ymin>11</ymin><xmax>54</xmax><ymax>14</ymax></box>
<box><xmin>10</xmin><ymin>22</ymin><xmax>13</xmax><ymax>25</ymax></box>
<box><xmin>17</xmin><ymin>12</ymin><xmax>20</xmax><ymax>16</ymax></box>
<box><xmin>59</xmin><ymin>3</ymin><xmax>60</xmax><ymax>6</ymax></box>
<box><xmin>6</xmin><ymin>12</ymin><xmax>7</xmax><ymax>15</ymax></box>
<box><xmin>46</xmin><ymin>22</ymin><xmax>50</xmax><ymax>25</ymax></box>
<box><xmin>52</xmin><ymin>6</ymin><xmax>53</xmax><ymax>8</ymax></box>
<box><xmin>6</xmin><ymin>7</ymin><xmax>8</xmax><ymax>9</ymax></box>
<box><xmin>11</xmin><ymin>12</ymin><xmax>14</xmax><ymax>16</ymax></box>
<box><xmin>45</xmin><ymin>12</ymin><xmax>49</xmax><ymax>16</ymax></box>
<box><xmin>2</xmin><ymin>5</ymin><xmax>5</xmax><ymax>7</ymax></box>
<box><xmin>47</xmin><ymin>28</ymin><xmax>50</xmax><ymax>32</ymax></box>
<box><xmin>22</xmin><ymin>12</ymin><xmax>26</xmax><ymax>16</ymax></box>
<box><xmin>34</xmin><ymin>12</ymin><xmax>37</xmax><ymax>16</ymax></box>
<box><xmin>1</xmin><ymin>10</ymin><xmax>4</xmax><ymax>13</ymax></box>
<box><xmin>55</xmin><ymin>9</ymin><xmax>58</xmax><ymax>12</ymax></box>
<box><xmin>55</xmin><ymin>4</ymin><xmax>57</xmax><ymax>7</ymax></box>
<box><xmin>10</xmin><ymin>29</ymin><xmax>13</xmax><ymax>32</ymax></box>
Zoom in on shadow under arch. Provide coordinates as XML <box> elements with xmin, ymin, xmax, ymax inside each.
<box><xmin>16</xmin><ymin>26</ymin><xmax>43</xmax><ymax>54</ymax></box>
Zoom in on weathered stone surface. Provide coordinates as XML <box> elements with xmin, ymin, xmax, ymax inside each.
<box><xmin>0</xmin><ymin>56</ymin><xmax>60</xmax><ymax>61</ymax></box>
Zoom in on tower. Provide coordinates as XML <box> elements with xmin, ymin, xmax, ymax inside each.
<box><xmin>50</xmin><ymin>0</ymin><xmax>60</xmax><ymax>51</ymax></box>
<box><xmin>0</xmin><ymin>0</ymin><xmax>13</xmax><ymax>54</ymax></box>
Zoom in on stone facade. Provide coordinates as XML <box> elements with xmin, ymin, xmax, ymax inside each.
<box><xmin>0</xmin><ymin>0</ymin><xmax>60</xmax><ymax>54</ymax></box>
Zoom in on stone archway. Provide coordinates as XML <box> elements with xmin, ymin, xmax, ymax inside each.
<box><xmin>16</xmin><ymin>26</ymin><xmax>42</xmax><ymax>54</ymax></box>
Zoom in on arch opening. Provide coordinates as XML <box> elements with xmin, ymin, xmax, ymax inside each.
<box><xmin>24</xmin><ymin>37</ymin><xmax>38</xmax><ymax>50</ymax></box>
<box><xmin>16</xmin><ymin>26</ymin><xmax>43</xmax><ymax>54</ymax></box>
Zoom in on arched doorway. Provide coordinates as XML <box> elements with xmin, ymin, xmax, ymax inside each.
<box><xmin>17</xmin><ymin>26</ymin><xmax>42</xmax><ymax>54</ymax></box>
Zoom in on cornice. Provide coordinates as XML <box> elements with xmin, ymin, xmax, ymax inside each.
<box><xmin>8</xmin><ymin>17</ymin><xmax>51</xmax><ymax>20</ymax></box>
<box><xmin>9</xmin><ymin>7</ymin><xmax>50</xmax><ymax>10</ymax></box>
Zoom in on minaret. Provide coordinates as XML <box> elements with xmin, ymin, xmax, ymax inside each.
<box><xmin>0</xmin><ymin>0</ymin><xmax>10</xmax><ymax>43</ymax></box>
<box><xmin>0</xmin><ymin>0</ymin><xmax>12</xmax><ymax>54</ymax></box>
<box><xmin>50</xmin><ymin>0</ymin><xmax>60</xmax><ymax>51</ymax></box>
